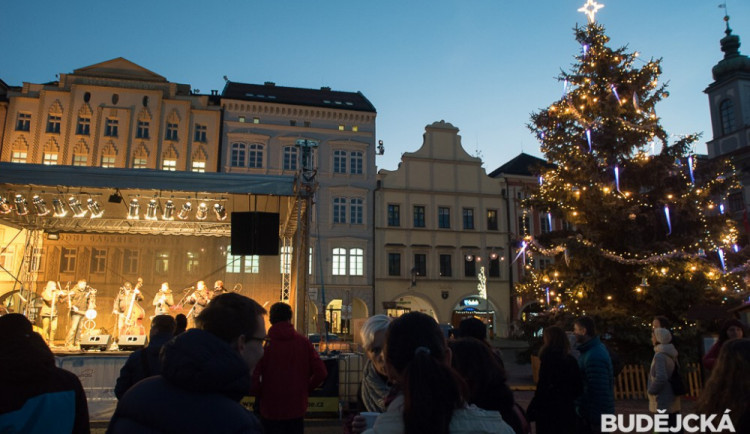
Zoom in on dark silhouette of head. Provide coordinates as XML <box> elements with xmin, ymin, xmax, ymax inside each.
<box><xmin>269</xmin><ymin>302</ymin><xmax>293</xmax><ymax>325</ymax></box>
<box><xmin>196</xmin><ymin>293</ymin><xmax>266</xmax><ymax>344</ymax></box>
<box><xmin>150</xmin><ymin>315</ymin><xmax>176</xmax><ymax>337</ymax></box>
<box><xmin>457</xmin><ymin>317</ymin><xmax>487</xmax><ymax>341</ymax></box>
<box><xmin>174</xmin><ymin>314</ymin><xmax>187</xmax><ymax>335</ymax></box>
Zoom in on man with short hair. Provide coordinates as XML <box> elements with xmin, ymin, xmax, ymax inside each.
<box><xmin>108</xmin><ymin>293</ymin><xmax>267</xmax><ymax>433</ymax></box>
<box><xmin>573</xmin><ymin>316</ymin><xmax>615</xmax><ymax>434</ymax></box>
<box><xmin>114</xmin><ymin>315</ymin><xmax>176</xmax><ymax>399</ymax></box>
<box><xmin>65</xmin><ymin>279</ymin><xmax>95</xmax><ymax>349</ymax></box>
<box><xmin>252</xmin><ymin>302</ymin><xmax>327</xmax><ymax>434</ymax></box>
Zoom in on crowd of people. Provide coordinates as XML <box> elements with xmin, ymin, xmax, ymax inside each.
<box><xmin>0</xmin><ymin>291</ymin><xmax>748</xmax><ymax>434</ymax></box>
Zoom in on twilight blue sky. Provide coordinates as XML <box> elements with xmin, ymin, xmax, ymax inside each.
<box><xmin>1</xmin><ymin>1</ymin><xmax>748</xmax><ymax>172</ymax></box>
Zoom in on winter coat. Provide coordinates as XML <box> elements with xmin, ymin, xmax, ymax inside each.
<box><xmin>114</xmin><ymin>332</ymin><xmax>174</xmax><ymax>399</ymax></box>
<box><xmin>575</xmin><ymin>336</ymin><xmax>615</xmax><ymax>427</ymax></box>
<box><xmin>362</xmin><ymin>394</ymin><xmax>515</xmax><ymax>434</ymax></box>
<box><xmin>0</xmin><ymin>331</ymin><xmax>89</xmax><ymax>433</ymax></box>
<box><xmin>647</xmin><ymin>343</ymin><xmax>681</xmax><ymax>413</ymax></box>
<box><xmin>107</xmin><ymin>329</ymin><xmax>262</xmax><ymax>434</ymax></box>
<box><xmin>251</xmin><ymin>321</ymin><xmax>328</xmax><ymax>420</ymax></box>
<box><xmin>528</xmin><ymin>349</ymin><xmax>582</xmax><ymax>434</ymax></box>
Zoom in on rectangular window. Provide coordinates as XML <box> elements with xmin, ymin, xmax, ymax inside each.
<box><xmin>76</xmin><ymin>116</ymin><xmax>90</xmax><ymax>135</ymax></box>
<box><xmin>231</xmin><ymin>143</ymin><xmax>246</xmax><ymax>167</ymax></box>
<box><xmin>462</xmin><ymin>208</ymin><xmax>475</xmax><ymax>230</ymax></box>
<box><xmin>438</xmin><ymin>207</ymin><xmax>451</xmax><ymax>229</ymax></box>
<box><xmin>464</xmin><ymin>257</ymin><xmax>476</xmax><ymax>277</ymax></box>
<box><xmin>352</xmin><ymin>125</ymin><xmax>359</xmax><ymax>132</ymax></box>
<box><xmin>191</xmin><ymin>161</ymin><xmax>206</xmax><ymax>173</ymax></box>
<box><xmin>238</xmin><ymin>116</ymin><xmax>246</xmax><ymax>123</ymax></box>
<box><xmin>104</xmin><ymin>118</ymin><xmax>119</xmax><ymax>137</ymax></box>
<box><xmin>253</xmin><ymin>117</ymin><xmax>260</xmax><ymax>124</ymax></box>
<box><xmin>248</xmin><ymin>144</ymin><xmax>263</xmax><ymax>168</ymax></box>
<box><xmin>333</xmin><ymin>197</ymin><xmax>346</xmax><ymax>224</ymax></box>
<box><xmin>338</xmin><ymin>124</ymin><xmax>345</xmax><ymax>131</ymax></box>
<box><xmin>289</xmin><ymin>120</ymin><xmax>297</xmax><ymax>126</ymax></box>
<box><xmin>60</xmin><ymin>247</ymin><xmax>77</xmax><ymax>273</ymax></box>
<box><xmin>538</xmin><ymin>258</ymin><xmax>552</xmax><ymax>270</ymax></box>
<box><xmin>136</xmin><ymin>120</ymin><xmax>150</xmax><ymax>139</ymax></box>
<box><xmin>165</xmin><ymin>123</ymin><xmax>178</xmax><ymax>141</ymax></box>
<box><xmin>333</xmin><ymin>150</ymin><xmax>347</xmax><ymax>174</ymax></box>
<box><xmin>487</xmin><ymin>209</ymin><xmax>498</xmax><ymax>231</ymax></box>
<box><xmin>387</xmin><ymin>204</ymin><xmax>400</xmax><ymax>227</ymax></box>
<box><xmin>283</xmin><ymin>146</ymin><xmax>298</xmax><ymax>171</ymax></box>
<box><xmin>414</xmin><ymin>254</ymin><xmax>426</xmax><ymax>277</ymax></box>
<box><xmin>46</xmin><ymin>115</ymin><xmax>61</xmax><ymax>133</ymax></box>
<box><xmin>332</xmin><ymin>248</ymin><xmax>347</xmax><ymax>276</ymax></box>
<box><xmin>186</xmin><ymin>251</ymin><xmax>200</xmax><ymax>273</ymax></box>
<box><xmin>162</xmin><ymin>159</ymin><xmax>177</xmax><ymax>171</ymax></box>
<box><xmin>388</xmin><ymin>253</ymin><xmax>401</xmax><ymax>276</ymax></box>
<box><xmin>90</xmin><ymin>248</ymin><xmax>107</xmax><ymax>274</ymax></box>
<box><xmin>309</xmin><ymin>247</ymin><xmax>313</xmax><ymax>275</ymax></box>
<box><xmin>413</xmin><ymin>205</ymin><xmax>425</xmax><ymax>228</ymax></box>
<box><xmin>350</xmin><ymin>151</ymin><xmax>363</xmax><ymax>174</ymax></box>
<box><xmin>349</xmin><ymin>248</ymin><xmax>363</xmax><ymax>276</ymax></box>
<box><xmin>0</xmin><ymin>246</ymin><xmax>14</xmax><ymax>271</ymax></box>
<box><xmin>16</xmin><ymin>113</ymin><xmax>31</xmax><ymax>131</ymax></box>
<box><xmin>540</xmin><ymin>215</ymin><xmax>551</xmax><ymax>234</ymax></box>
<box><xmin>101</xmin><ymin>155</ymin><xmax>116</xmax><ymax>168</ymax></box>
<box><xmin>439</xmin><ymin>254</ymin><xmax>452</xmax><ymax>277</ymax></box>
<box><xmin>350</xmin><ymin>198</ymin><xmax>363</xmax><ymax>224</ymax></box>
<box><xmin>42</xmin><ymin>153</ymin><xmax>58</xmax><ymax>165</ymax></box>
<box><xmin>73</xmin><ymin>154</ymin><xmax>88</xmax><ymax>166</ymax></box>
<box><xmin>123</xmin><ymin>249</ymin><xmax>139</xmax><ymax>274</ymax></box>
<box><xmin>245</xmin><ymin>255</ymin><xmax>260</xmax><ymax>274</ymax></box>
<box><xmin>155</xmin><ymin>252</ymin><xmax>169</xmax><ymax>274</ymax></box>
<box><xmin>194</xmin><ymin>124</ymin><xmax>207</xmax><ymax>142</ymax></box>
<box><xmin>133</xmin><ymin>157</ymin><xmax>147</xmax><ymax>169</ymax></box>
<box><xmin>226</xmin><ymin>249</ymin><xmax>242</xmax><ymax>273</ymax></box>
<box><xmin>280</xmin><ymin>246</ymin><xmax>292</xmax><ymax>274</ymax></box>
<box><xmin>29</xmin><ymin>247</ymin><xmax>43</xmax><ymax>273</ymax></box>
<box><xmin>729</xmin><ymin>192</ymin><xmax>744</xmax><ymax>213</ymax></box>
<box><xmin>11</xmin><ymin>151</ymin><xmax>27</xmax><ymax>163</ymax></box>
<box><xmin>489</xmin><ymin>257</ymin><xmax>501</xmax><ymax>278</ymax></box>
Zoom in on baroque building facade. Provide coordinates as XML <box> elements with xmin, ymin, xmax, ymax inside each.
<box><xmin>374</xmin><ymin>121</ymin><xmax>511</xmax><ymax>336</ymax></box>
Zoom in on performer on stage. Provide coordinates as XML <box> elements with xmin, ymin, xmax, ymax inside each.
<box><xmin>113</xmin><ymin>281</ymin><xmax>144</xmax><ymax>339</ymax></box>
<box><xmin>212</xmin><ymin>280</ymin><xmax>229</xmax><ymax>300</ymax></box>
<box><xmin>153</xmin><ymin>282</ymin><xmax>174</xmax><ymax>316</ymax></box>
<box><xmin>40</xmin><ymin>281</ymin><xmax>67</xmax><ymax>346</ymax></box>
<box><xmin>64</xmin><ymin>279</ymin><xmax>96</xmax><ymax>349</ymax></box>
<box><xmin>186</xmin><ymin>281</ymin><xmax>210</xmax><ymax>323</ymax></box>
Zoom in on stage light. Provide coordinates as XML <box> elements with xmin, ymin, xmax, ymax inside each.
<box><xmin>178</xmin><ymin>202</ymin><xmax>192</xmax><ymax>220</ymax></box>
<box><xmin>52</xmin><ymin>198</ymin><xmax>68</xmax><ymax>217</ymax></box>
<box><xmin>145</xmin><ymin>200</ymin><xmax>158</xmax><ymax>220</ymax></box>
<box><xmin>87</xmin><ymin>199</ymin><xmax>103</xmax><ymax>218</ymax></box>
<box><xmin>213</xmin><ymin>203</ymin><xmax>227</xmax><ymax>221</ymax></box>
<box><xmin>127</xmin><ymin>199</ymin><xmax>140</xmax><ymax>220</ymax></box>
<box><xmin>162</xmin><ymin>200</ymin><xmax>175</xmax><ymax>220</ymax></box>
<box><xmin>0</xmin><ymin>196</ymin><xmax>11</xmax><ymax>214</ymax></box>
<box><xmin>14</xmin><ymin>195</ymin><xmax>29</xmax><ymax>216</ymax></box>
<box><xmin>68</xmin><ymin>197</ymin><xmax>87</xmax><ymax>218</ymax></box>
<box><xmin>32</xmin><ymin>195</ymin><xmax>50</xmax><ymax>216</ymax></box>
<box><xmin>196</xmin><ymin>203</ymin><xmax>208</xmax><ymax>220</ymax></box>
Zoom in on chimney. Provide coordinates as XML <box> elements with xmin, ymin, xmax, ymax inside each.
<box><xmin>264</xmin><ymin>81</ymin><xmax>276</xmax><ymax>87</ymax></box>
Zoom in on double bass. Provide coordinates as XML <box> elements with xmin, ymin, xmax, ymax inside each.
<box><xmin>120</xmin><ymin>278</ymin><xmax>146</xmax><ymax>336</ymax></box>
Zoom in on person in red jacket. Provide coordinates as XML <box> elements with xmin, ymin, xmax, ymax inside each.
<box><xmin>252</xmin><ymin>302</ymin><xmax>328</xmax><ymax>434</ymax></box>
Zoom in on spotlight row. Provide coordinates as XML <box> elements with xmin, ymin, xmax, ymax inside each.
<box><xmin>0</xmin><ymin>194</ymin><xmax>227</xmax><ymax>222</ymax></box>
<box><xmin>0</xmin><ymin>194</ymin><xmax>103</xmax><ymax>218</ymax></box>
<box><xmin>127</xmin><ymin>199</ymin><xmax>227</xmax><ymax>221</ymax></box>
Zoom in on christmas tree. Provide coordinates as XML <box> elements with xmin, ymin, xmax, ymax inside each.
<box><xmin>519</xmin><ymin>1</ymin><xmax>746</xmax><ymax>342</ymax></box>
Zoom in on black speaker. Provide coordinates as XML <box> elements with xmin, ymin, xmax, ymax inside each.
<box><xmin>80</xmin><ymin>334</ymin><xmax>111</xmax><ymax>351</ymax></box>
<box><xmin>231</xmin><ymin>212</ymin><xmax>280</xmax><ymax>256</ymax></box>
<box><xmin>118</xmin><ymin>335</ymin><xmax>148</xmax><ymax>351</ymax></box>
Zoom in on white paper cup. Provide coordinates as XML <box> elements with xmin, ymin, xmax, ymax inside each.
<box><xmin>360</xmin><ymin>412</ymin><xmax>380</xmax><ymax>429</ymax></box>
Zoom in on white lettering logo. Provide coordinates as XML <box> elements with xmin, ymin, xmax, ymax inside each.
<box><xmin>601</xmin><ymin>411</ymin><xmax>735</xmax><ymax>433</ymax></box>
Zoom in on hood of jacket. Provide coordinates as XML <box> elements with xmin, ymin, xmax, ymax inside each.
<box><xmin>159</xmin><ymin>329</ymin><xmax>250</xmax><ymax>401</ymax></box>
<box><xmin>267</xmin><ymin>320</ymin><xmax>296</xmax><ymax>341</ymax></box>
<box><xmin>654</xmin><ymin>343</ymin><xmax>678</xmax><ymax>359</ymax></box>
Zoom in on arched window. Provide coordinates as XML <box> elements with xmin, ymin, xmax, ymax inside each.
<box><xmin>231</xmin><ymin>143</ymin><xmax>246</xmax><ymax>167</ymax></box>
<box><xmin>720</xmin><ymin>99</ymin><xmax>736</xmax><ymax>135</ymax></box>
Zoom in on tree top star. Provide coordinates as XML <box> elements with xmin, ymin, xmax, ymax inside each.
<box><xmin>578</xmin><ymin>0</ymin><xmax>604</xmax><ymax>23</ymax></box>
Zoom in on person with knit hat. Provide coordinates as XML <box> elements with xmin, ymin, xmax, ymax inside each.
<box><xmin>647</xmin><ymin>327</ymin><xmax>681</xmax><ymax>432</ymax></box>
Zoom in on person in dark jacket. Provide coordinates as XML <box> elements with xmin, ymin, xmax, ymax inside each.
<box><xmin>107</xmin><ymin>293</ymin><xmax>267</xmax><ymax>434</ymax></box>
<box><xmin>252</xmin><ymin>302</ymin><xmax>328</xmax><ymax>434</ymax></box>
<box><xmin>0</xmin><ymin>313</ymin><xmax>90</xmax><ymax>433</ymax></box>
<box><xmin>114</xmin><ymin>314</ymin><xmax>176</xmax><ymax>399</ymax></box>
<box><xmin>457</xmin><ymin>317</ymin><xmax>505</xmax><ymax>369</ymax></box>
<box><xmin>573</xmin><ymin>316</ymin><xmax>614</xmax><ymax>434</ymax></box>
<box><xmin>174</xmin><ymin>313</ymin><xmax>187</xmax><ymax>335</ymax></box>
<box><xmin>702</xmin><ymin>318</ymin><xmax>746</xmax><ymax>372</ymax></box>
<box><xmin>527</xmin><ymin>326</ymin><xmax>582</xmax><ymax>434</ymax></box>
<box><xmin>449</xmin><ymin>337</ymin><xmax>525</xmax><ymax>434</ymax></box>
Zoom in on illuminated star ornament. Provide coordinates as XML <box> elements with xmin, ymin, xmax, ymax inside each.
<box><xmin>578</xmin><ymin>0</ymin><xmax>604</xmax><ymax>23</ymax></box>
